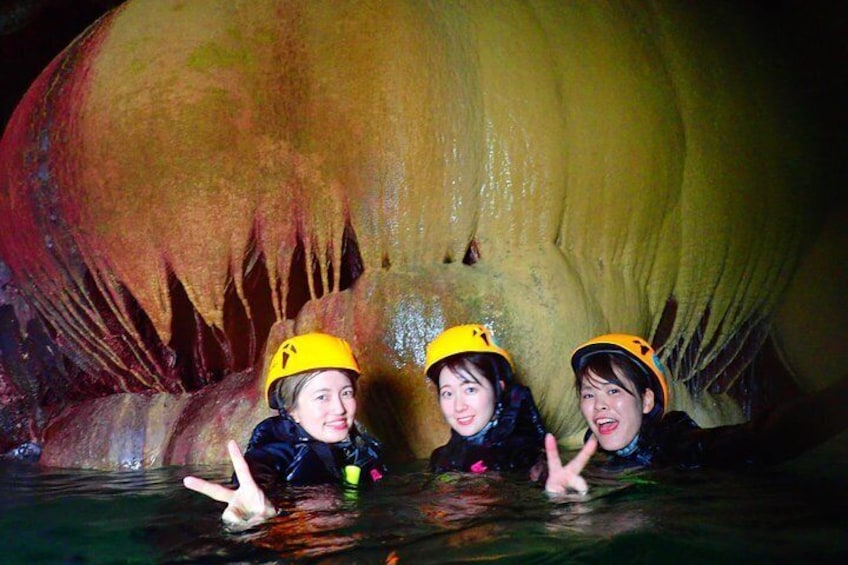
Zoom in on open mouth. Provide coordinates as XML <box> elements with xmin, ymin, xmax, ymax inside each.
<box><xmin>595</xmin><ymin>417</ymin><xmax>618</xmax><ymax>435</ymax></box>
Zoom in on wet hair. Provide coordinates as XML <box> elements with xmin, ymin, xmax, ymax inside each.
<box><xmin>427</xmin><ymin>352</ymin><xmax>513</xmax><ymax>393</ymax></box>
<box><xmin>574</xmin><ymin>353</ymin><xmax>664</xmax><ymax>422</ymax></box>
<box><xmin>270</xmin><ymin>369</ymin><xmax>359</xmax><ymax>412</ymax></box>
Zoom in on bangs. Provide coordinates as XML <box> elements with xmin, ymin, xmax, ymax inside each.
<box><xmin>445</xmin><ymin>358</ymin><xmax>485</xmax><ymax>385</ymax></box>
<box><xmin>577</xmin><ymin>356</ymin><xmax>637</xmax><ymax>397</ymax></box>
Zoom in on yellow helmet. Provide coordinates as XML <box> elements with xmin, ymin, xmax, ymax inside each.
<box><xmin>264</xmin><ymin>332</ymin><xmax>360</xmax><ymax>406</ymax></box>
<box><xmin>570</xmin><ymin>333</ymin><xmax>670</xmax><ymax>414</ymax></box>
<box><xmin>424</xmin><ymin>324</ymin><xmax>514</xmax><ymax>375</ymax></box>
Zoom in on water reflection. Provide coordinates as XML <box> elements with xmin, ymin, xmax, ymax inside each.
<box><xmin>245</xmin><ymin>485</ymin><xmax>362</xmax><ymax>560</ymax></box>
<box><xmin>2</xmin><ymin>443</ymin><xmax>847</xmax><ymax>564</ymax></box>
<box><xmin>419</xmin><ymin>473</ymin><xmax>501</xmax><ymax>525</ymax></box>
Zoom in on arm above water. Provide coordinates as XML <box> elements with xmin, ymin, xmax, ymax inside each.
<box><xmin>750</xmin><ymin>372</ymin><xmax>848</xmax><ymax>463</ymax></box>
<box><xmin>669</xmin><ymin>374</ymin><xmax>848</xmax><ymax>468</ymax></box>
<box><xmin>183</xmin><ymin>439</ymin><xmax>277</xmax><ymax>531</ymax></box>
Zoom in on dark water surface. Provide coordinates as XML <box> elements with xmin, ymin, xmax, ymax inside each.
<box><xmin>2</xmin><ymin>435</ymin><xmax>847</xmax><ymax>565</ymax></box>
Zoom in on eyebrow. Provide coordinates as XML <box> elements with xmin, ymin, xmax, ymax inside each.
<box><xmin>312</xmin><ymin>385</ymin><xmax>354</xmax><ymax>392</ymax></box>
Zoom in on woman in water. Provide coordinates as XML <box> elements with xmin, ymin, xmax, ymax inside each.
<box><xmin>425</xmin><ymin>324</ymin><xmax>595</xmax><ymax>494</ymax></box>
<box><xmin>569</xmin><ymin>333</ymin><xmax>848</xmax><ymax>471</ymax></box>
<box><xmin>184</xmin><ymin>332</ymin><xmax>386</xmax><ymax>529</ymax></box>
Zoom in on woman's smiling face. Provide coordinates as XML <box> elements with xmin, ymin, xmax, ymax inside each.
<box><xmin>437</xmin><ymin>364</ymin><xmax>497</xmax><ymax>437</ymax></box>
<box><xmin>579</xmin><ymin>364</ymin><xmax>654</xmax><ymax>451</ymax></box>
<box><xmin>288</xmin><ymin>370</ymin><xmax>356</xmax><ymax>443</ymax></box>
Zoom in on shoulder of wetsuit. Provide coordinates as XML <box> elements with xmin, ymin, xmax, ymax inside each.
<box><xmin>639</xmin><ymin>411</ymin><xmax>700</xmax><ymax>446</ymax></box>
<box><xmin>238</xmin><ymin>433</ymin><xmax>303</xmax><ymax>491</ymax></box>
<box><xmin>449</xmin><ymin>425</ymin><xmax>542</xmax><ymax>473</ymax></box>
<box><xmin>283</xmin><ymin>443</ymin><xmax>345</xmax><ymax>486</ymax></box>
<box><xmin>246</xmin><ymin>414</ymin><xmax>301</xmax><ymax>450</ymax></box>
<box><xmin>492</xmin><ymin>404</ymin><xmax>546</xmax><ymax>471</ymax></box>
<box><xmin>657</xmin><ymin>411</ymin><xmax>701</xmax><ymax>436</ymax></box>
<box><xmin>503</xmin><ymin>383</ymin><xmax>535</xmax><ymax>409</ymax></box>
<box><xmin>429</xmin><ymin>442</ymin><xmax>459</xmax><ymax>473</ymax></box>
<box><xmin>429</xmin><ymin>432</ymin><xmax>483</xmax><ymax>473</ymax></box>
<box><xmin>429</xmin><ymin>444</ymin><xmax>446</xmax><ymax>472</ymax></box>
<box><xmin>495</xmin><ymin>384</ymin><xmax>546</xmax><ymax>442</ymax></box>
<box><xmin>514</xmin><ymin>384</ymin><xmax>547</xmax><ymax>439</ymax></box>
<box><xmin>648</xmin><ymin>410</ymin><xmax>715</xmax><ymax>469</ymax></box>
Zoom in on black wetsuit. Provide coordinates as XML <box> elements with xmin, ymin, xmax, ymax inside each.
<box><xmin>429</xmin><ymin>383</ymin><xmax>546</xmax><ymax>474</ymax></box>
<box><xmin>602</xmin><ymin>375</ymin><xmax>848</xmax><ymax>471</ymax></box>
<box><xmin>240</xmin><ymin>412</ymin><xmax>387</xmax><ymax>492</ymax></box>
<box><xmin>600</xmin><ymin>411</ymin><xmax>727</xmax><ymax>470</ymax></box>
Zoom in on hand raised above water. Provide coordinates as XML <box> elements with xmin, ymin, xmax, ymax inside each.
<box><xmin>543</xmin><ymin>433</ymin><xmax>597</xmax><ymax>495</ymax></box>
<box><xmin>183</xmin><ymin>439</ymin><xmax>277</xmax><ymax>531</ymax></box>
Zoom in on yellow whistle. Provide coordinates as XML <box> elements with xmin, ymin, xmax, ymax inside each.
<box><xmin>344</xmin><ymin>465</ymin><xmax>361</xmax><ymax>486</ymax></box>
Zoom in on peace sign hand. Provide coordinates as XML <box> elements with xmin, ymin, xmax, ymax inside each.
<box><xmin>543</xmin><ymin>432</ymin><xmax>598</xmax><ymax>495</ymax></box>
<box><xmin>183</xmin><ymin>440</ymin><xmax>277</xmax><ymax>530</ymax></box>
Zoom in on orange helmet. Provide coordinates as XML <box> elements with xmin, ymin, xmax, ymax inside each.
<box><xmin>571</xmin><ymin>334</ymin><xmax>670</xmax><ymax>414</ymax></box>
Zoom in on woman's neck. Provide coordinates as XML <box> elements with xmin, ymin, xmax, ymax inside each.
<box><xmin>615</xmin><ymin>433</ymin><xmax>641</xmax><ymax>457</ymax></box>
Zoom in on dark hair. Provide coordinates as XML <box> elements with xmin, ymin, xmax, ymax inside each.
<box><xmin>427</xmin><ymin>352</ymin><xmax>513</xmax><ymax>392</ymax></box>
<box><xmin>574</xmin><ymin>353</ymin><xmax>663</xmax><ymax>421</ymax></box>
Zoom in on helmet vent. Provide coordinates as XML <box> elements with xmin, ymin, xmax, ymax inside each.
<box><xmin>476</xmin><ymin>329</ymin><xmax>491</xmax><ymax>346</ymax></box>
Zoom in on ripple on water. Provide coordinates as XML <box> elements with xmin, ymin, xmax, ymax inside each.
<box><xmin>1</xmin><ymin>444</ymin><xmax>847</xmax><ymax>564</ymax></box>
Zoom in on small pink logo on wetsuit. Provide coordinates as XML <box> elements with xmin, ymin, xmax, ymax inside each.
<box><xmin>370</xmin><ymin>468</ymin><xmax>384</xmax><ymax>482</ymax></box>
<box><xmin>470</xmin><ymin>460</ymin><xmax>488</xmax><ymax>474</ymax></box>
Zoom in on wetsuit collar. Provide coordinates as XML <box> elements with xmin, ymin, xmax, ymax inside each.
<box><xmin>615</xmin><ymin>433</ymin><xmax>641</xmax><ymax>457</ymax></box>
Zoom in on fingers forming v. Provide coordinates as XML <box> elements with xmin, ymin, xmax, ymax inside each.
<box><xmin>228</xmin><ymin>439</ymin><xmax>257</xmax><ymax>491</ymax></box>
<box><xmin>183</xmin><ymin>476</ymin><xmax>234</xmax><ymax>504</ymax></box>
<box><xmin>544</xmin><ymin>433</ymin><xmax>564</xmax><ymax>471</ymax></box>
<box><xmin>566</xmin><ymin>435</ymin><xmax>597</xmax><ymax>475</ymax></box>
